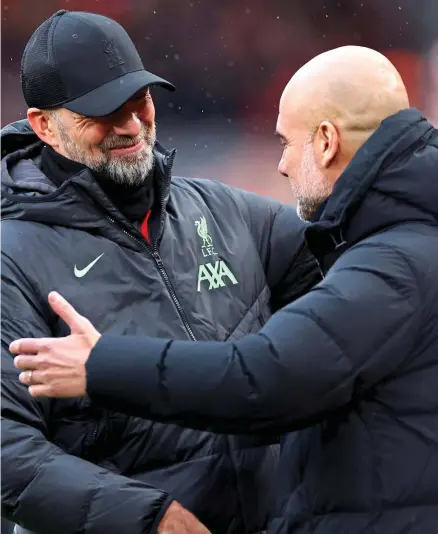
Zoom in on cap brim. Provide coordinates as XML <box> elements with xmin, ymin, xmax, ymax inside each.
<box><xmin>63</xmin><ymin>70</ymin><xmax>175</xmax><ymax>117</ymax></box>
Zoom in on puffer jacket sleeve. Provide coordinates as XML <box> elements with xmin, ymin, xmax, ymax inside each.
<box><xmin>236</xmin><ymin>189</ymin><xmax>321</xmax><ymax>311</ymax></box>
<box><xmin>87</xmin><ymin>240</ymin><xmax>420</xmax><ymax>435</ymax></box>
<box><xmin>1</xmin><ymin>253</ymin><xmax>172</xmax><ymax>533</ymax></box>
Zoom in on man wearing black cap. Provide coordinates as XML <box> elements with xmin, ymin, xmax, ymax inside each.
<box><xmin>1</xmin><ymin>9</ymin><xmax>319</xmax><ymax>534</ymax></box>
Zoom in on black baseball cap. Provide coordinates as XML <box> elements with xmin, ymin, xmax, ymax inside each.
<box><xmin>21</xmin><ymin>10</ymin><xmax>175</xmax><ymax>117</ymax></box>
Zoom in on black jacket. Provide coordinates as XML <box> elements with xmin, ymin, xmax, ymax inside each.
<box><xmin>1</xmin><ymin>120</ymin><xmax>319</xmax><ymax>534</ymax></box>
<box><xmin>85</xmin><ymin>109</ymin><xmax>438</xmax><ymax>533</ymax></box>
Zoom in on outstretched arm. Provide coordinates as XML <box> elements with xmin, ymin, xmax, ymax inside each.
<box><xmin>13</xmin><ymin>243</ymin><xmax>419</xmax><ymax>435</ymax></box>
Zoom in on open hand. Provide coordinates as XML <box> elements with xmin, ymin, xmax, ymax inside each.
<box><xmin>11</xmin><ymin>292</ymin><xmax>101</xmax><ymax>397</ymax></box>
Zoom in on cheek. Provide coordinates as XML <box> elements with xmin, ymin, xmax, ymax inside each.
<box><xmin>79</xmin><ymin>125</ymin><xmax>109</xmax><ymax>151</ymax></box>
<box><xmin>137</xmin><ymin>101</ymin><xmax>155</xmax><ymax>125</ymax></box>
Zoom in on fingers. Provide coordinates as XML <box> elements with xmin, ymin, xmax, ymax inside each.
<box><xmin>27</xmin><ymin>383</ymin><xmax>82</xmax><ymax>398</ymax></box>
<box><xmin>10</xmin><ymin>294</ymin><xmax>99</xmax><ymax>363</ymax></box>
<box><xmin>17</xmin><ymin>367</ymin><xmax>87</xmax><ymax>398</ymax></box>
<box><xmin>48</xmin><ymin>292</ymin><xmax>87</xmax><ymax>334</ymax></box>
<box><xmin>13</xmin><ymin>342</ymin><xmax>73</xmax><ymax>370</ymax></box>
<box><xmin>28</xmin><ymin>379</ymin><xmax>86</xmax><ymax>398</ymax></box>
<box><xmin>14</xmin><ymin>355</ymin><xmax>48</xmax><ymax>370</ymax></box>
<box><xmin>10</xmin><ymin>338</ymin><xmax>53</xmax><ymax>355</ymax></box>
<box><xmin>19</xmin><ymin>367</ymin><xmax>76</xmax><ymax>386</ymax></box>
<box><xmin>28</xmin><ymin>385</ymin><xmax>54</xmax><ymax>397</ymax></box>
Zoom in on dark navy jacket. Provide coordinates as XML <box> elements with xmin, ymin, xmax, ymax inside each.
<box><xmin>0</xmin><ymin>120</ymin><xmax>320</xmax><ymax>534</ymax></box>
<box><xmin>86</xmin><ymin>109</ymin><xmax>438</xmax><ymax>533</ymax></box>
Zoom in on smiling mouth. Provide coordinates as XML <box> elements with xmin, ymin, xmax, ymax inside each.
<box><xmin>109</xmin><ymin>139</ymin><xmax>146</xmax><ymax>156</ymax></box>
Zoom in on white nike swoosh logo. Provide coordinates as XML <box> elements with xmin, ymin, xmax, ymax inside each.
<box><xmin>74</xmin><ymin>253</ymin><xmax>105</xmax><ymax>278</ymax></box>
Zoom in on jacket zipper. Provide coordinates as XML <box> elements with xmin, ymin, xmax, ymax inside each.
<box><xmin>89</xmin><ymin>410</ymin><xmax>109</xmax><ymax>455</ymax></box>
<box><xmin>85</xmin><ymin>215</ymin><xmax>196</xmax><ymax>456</ymax></box>
<box><xmin>76</xmin><ymin>150</ymin><xmax>196</xmax><ymax>454</ymax></box>
<box><xmin>104</xmin><ymin>152</ymin><xmax>196</xmax><ymax>341</ymax></box>
<box><xmin>84</xmin><ymin>219</ymin><xmax>197</xmax><ymax>453</ymax></box>
<box><xmin>74</xmin><ymin>151</ymin><xmax>196</xmax><ymax>342</ymax></box>
<box><xmin>105</xmin><ymin>211</ymin><xmax>197</xmax><ymax>341</ymax></box>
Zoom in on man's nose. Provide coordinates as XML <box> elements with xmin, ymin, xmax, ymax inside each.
<box><xmin>112</xmin><ymin>112</ymin><xmax>142</xmax><ymax>137</ymax></box>
<box><xmin>278</xmin><ymin>156</ymin><xmax>288</xmax><ymax>177</ymax></box>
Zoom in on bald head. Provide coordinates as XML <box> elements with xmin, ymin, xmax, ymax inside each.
<box><xmin>276</xmin><ymin>46</ymin><xmax>409</xmax><ymax>221</ymax></box>
<box><xmin>280</xmin><ymin>45</ymin><xmax>409</xmax><ymax>134</ymax></box>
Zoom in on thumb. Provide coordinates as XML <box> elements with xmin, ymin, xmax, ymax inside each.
<box><xmin>48</xmin><ymin>292</ymin><xmax>88</xmax><ymax>334</ymax></box>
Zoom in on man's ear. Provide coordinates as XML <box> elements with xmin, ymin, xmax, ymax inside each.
<box><xmin>315</xmin><ymin>121</ymin><xmax>339</xmax><ymax>168</ymax></box>
<box><xmin>27</xmin><ymin>108</ymin><xmax>59</xmax><ymax>148</ymax></box>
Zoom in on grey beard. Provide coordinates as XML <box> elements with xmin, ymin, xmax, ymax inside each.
<box><xmin>296</xmin><ymin>197</ymin><xmax>325</xmax><ymax>221</ymax></box>
<box><xmin>89</xmin><ymin>146</ymin><xmax>155</xmax><ymax>187</ymax></box>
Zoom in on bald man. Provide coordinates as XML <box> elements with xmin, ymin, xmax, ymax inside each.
<box><xmin>13</xmin><ymin>46</ymin><xmax>438</xmax><ymax>533</ymax></box>
<box><xmin>275</xmin><ymin>46</ymin><xmax>409</xmax><ymax>221</ymax></box>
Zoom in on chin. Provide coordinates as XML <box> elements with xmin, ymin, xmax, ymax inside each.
<box><xmin>296</xmin><ymin>202</ymin><xmax>320</xmax><ymax>222</ymax></box>
<box><xmin>296</xmin><ymin>209</ymin><xmax>311</xmax><ymax>222</ymax></box>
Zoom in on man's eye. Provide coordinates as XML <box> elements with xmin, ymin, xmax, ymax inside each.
<box><xmin>133</xmin><ymin>91</ymin><xmax>149</xmax><ymax>101</ymax></box>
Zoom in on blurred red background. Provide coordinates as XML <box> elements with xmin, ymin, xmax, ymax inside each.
<box><xmin>2</xmin><ymin>0</ymin><xmax>437</xmax><ymax>202</ymax></box>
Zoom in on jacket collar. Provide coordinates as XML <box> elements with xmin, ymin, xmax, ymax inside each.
<box><xmin>1</xmin><ymin>120</ymin><xmax>177</xmax><ymax>249</ymax></box>
<box><xmin>305</xmin><ymin>109</ymin><xmax>438</xmax><ymax>274</ymax></box>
